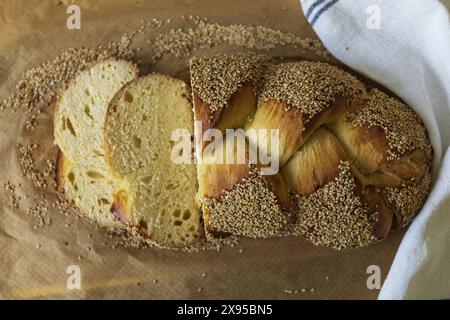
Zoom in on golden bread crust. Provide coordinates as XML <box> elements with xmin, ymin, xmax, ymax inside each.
<box><xmin>191</xmin><ymin>54</ymin><xmax>433</xmax><ymax>249</ymax></box>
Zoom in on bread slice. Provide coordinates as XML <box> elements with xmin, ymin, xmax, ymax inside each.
<box><xmin>53</xmin><ymin>59</ymin><xmax>138</xmax><ymax>228</ymax></box>
<box><xmin>104</xmin><ymin>74</ymin><xmax>201</xmax><ymax>248</ymax></box>
<box><xmin>54</xmin><ymin>59</ymin><xmax>138</xmax><ymax>170</ymax></box>
<box><xmin>56</xmin><ymin>149</ymin><xmax>123</xmax><ymax>228</ymax></box>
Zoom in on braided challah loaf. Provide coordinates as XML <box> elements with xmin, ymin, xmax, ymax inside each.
<box><xmin>191</xmin><ymin>53</ymin><xmax>432</xmax><ymax>249</ymax></box>
<box><xmin>53</xmin><ymin>54</ymin><xmax>432</xmax><ymax>250</ymax></box>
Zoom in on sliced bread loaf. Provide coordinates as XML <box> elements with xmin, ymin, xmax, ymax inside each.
<box><xmin>104</xmin><ymin>74</ymin><xmax>201</xmax><ymax>247</ymax></box>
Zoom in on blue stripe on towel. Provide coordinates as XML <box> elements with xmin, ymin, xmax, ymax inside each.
<box><xmin>305</xmin><ymin>0</ymin><xmax>327</xmax><ymax>20</ymax></box>
<box><xmin>310</xmin><ymin>0</ymin><xmax>340</xmax><ymax>26</ymax></box>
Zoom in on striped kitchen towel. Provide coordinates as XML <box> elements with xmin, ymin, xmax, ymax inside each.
<box><xmin>300</xmin><ymin>0</ymin><xmax>450</xmax><ymax>299</ymax></box>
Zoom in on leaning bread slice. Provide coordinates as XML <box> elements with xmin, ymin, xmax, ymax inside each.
<box><xmin>56</xmin><ymin>149</ymin><xmax>123</xmax><ymax>228</ymax></box>
<box><xmin>104</xmin><ymin>74</ymin><xmax>201</xmax><ymax>248</ymax></box>
<box><xmin>54</xmin><ymin>59</ymin><xmax>138</xmax><ymax>170</ymax></box>
<box><xmin>54</xmin><ymin>59</ymin><xmax>138</xmax><ymax>228</ymax></box>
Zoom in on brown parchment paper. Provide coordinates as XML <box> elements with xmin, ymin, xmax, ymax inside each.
<box><xmin>0</xmin><ymin>0</ymin><xmax>404</xmax><ymax>300</ymax></box>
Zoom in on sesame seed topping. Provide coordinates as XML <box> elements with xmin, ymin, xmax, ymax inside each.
<box><xmin>291</xmin><ymin>161</ymin><xmax>378</xmax><ymax>249</ymax></box>
<box><xmin>204</xmin><ymin>169</ymin><xmax>288</xmax><ymax>238</ymax></box>
<box><xmin>348</xmin><ymin>88</ymin><xmax>431</xmax><ymax>160</ymax></box>
<box><xmin>190</xmin><ymin>53</ymin><xmax>271</xmax><ymax>113</ymax></box>
<box><xmin>260</xmin><ymin>61</ymin><xmax>365</xmax><ymax>121</ymax></box>
<box><xmin>384</xmin><ymin>173</ymin><xmax>431</xmax><ymax>228</ymax></box>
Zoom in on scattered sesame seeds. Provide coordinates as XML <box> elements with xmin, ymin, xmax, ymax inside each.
<box><xmin>285</xmin><ymin>288</ymin><xmax>314</xmax><ymax>295</ymax></box>
<box><xmin>151</xmin><ymin>19</ymin><xmax>329</xmax><ymax>63</ymax></box>
<box><xmin>348</xmin><ymin>88</ymin><xmax>431</xmax><ymax>160</ymax></box>
<box><xmin>259</xmin><ymin>61</ymin><xmax>365</xmax><ymax>122</ymax></box>
<box><xmin>27</xmin><ymin>200</ymin><xmax>49</xmax><ymax>228</ymax></box>
<box><xmin>4</xmin><ymin>181</ymin><xmax>21</xmax><ymax>210</ymax></box>
<box><xmin>43</xmin><ymin>159</ymin><xmax>56</xmax><ymax>178</ymax></box>
<box><xmin>25</xmin><ymin>112</ymin><xmax>39</xmax><ymax>130</ymax></box>
<box><xmin>148</xmin><ymin>18</ymin><xmax>163</xmax><ymax>28</ymax></box>
<box><xmin>54</xmin><ymin>192</ymin><xmax>71</xmax><ymax>216</ymax></box>
<box><xmin>17</xmin><ymin>144</ymin><xmax>47</xmax><ymax>189</ymax></box>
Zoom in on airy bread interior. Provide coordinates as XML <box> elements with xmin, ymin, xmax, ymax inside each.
<box><xmin>104</xmin><ymin>74</ymin><xmax>201</xmax><ymax>247</ymax></box>
<box><xmin>54</xmin><ymin>59</ymin><xmax>138</xmax><ymax>170</ymax></box>
<box><xmin>56</xmin><ymin>150</ymin><xmax>123</xmax><ymax>228</ymax></box>
<box><xmin>54</xmin><ymin>59</ymin><xmax>138</xmax><ymax>227</ymax></box>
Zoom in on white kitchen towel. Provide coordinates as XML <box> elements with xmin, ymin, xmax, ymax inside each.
<box><xmin>299</xmin><ymin>0</ymin><xmax>450</xmax><ymax>299</ymax></box>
